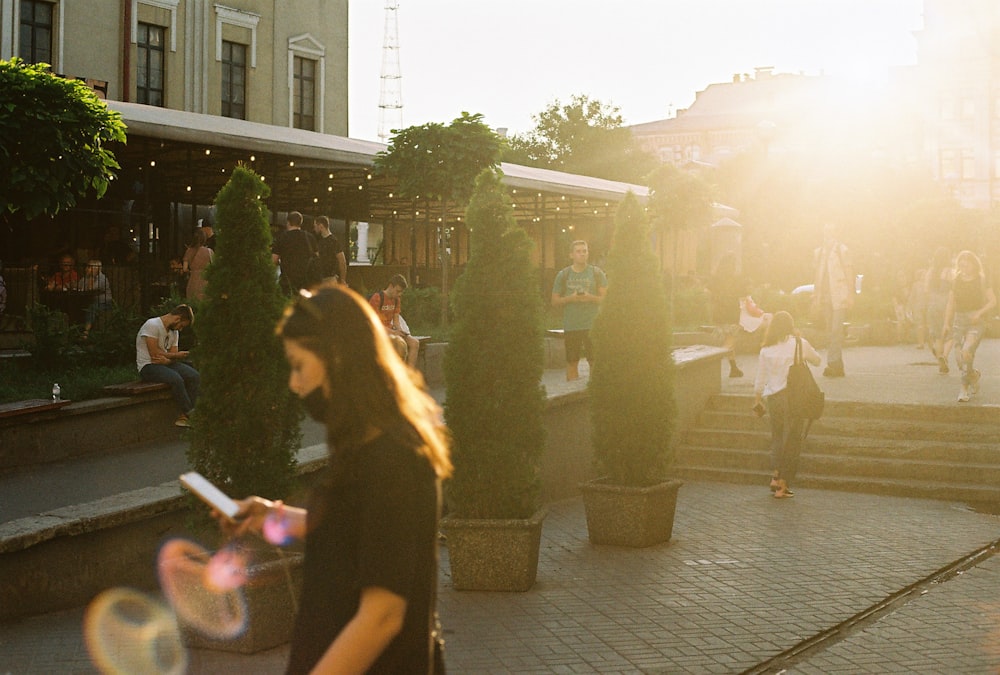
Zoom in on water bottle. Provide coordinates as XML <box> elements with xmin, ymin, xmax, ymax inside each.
<box><xmin>52</xmin><ymin>383</ymin><xmax>61</xmax><ymax>402</ymax></box>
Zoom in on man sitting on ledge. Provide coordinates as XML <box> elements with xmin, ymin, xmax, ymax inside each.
<box><xmin>136</xmin><ymin>304</ymin><xmax>199</xmax><ymax>428</ymax></box>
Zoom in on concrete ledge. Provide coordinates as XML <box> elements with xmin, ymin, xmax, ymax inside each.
<box><xmin>0</xmin><ymin>444</ymin><xmax>329</xmax><ymax>621</ymax></box>
<box><xmin>0</xmin><ymin>347</ymin><xmax>725</xmax><ymax>621</ymax></box>
<box><xmin>0</xmin><ymin>391</ymin><xmax>177</xmax><ymax>474</ymax></box>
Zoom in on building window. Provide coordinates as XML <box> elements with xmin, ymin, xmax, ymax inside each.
<box><xmin>961</xmin><ymin>149</ymin><xmax>976</xmax><ymax>179</ymax></box>
<box><xmin>136</xmin><ymin>22</ymin><xmax>165</xmax><ymax>106</ymax></box>
<box><xmin>19</xmin><ymin>0</ymin><xmax>53</xmax><ymax>64</ymax></box>
<box><xmin>221</xmin><ymin>41</ymin><xmax>246</xmax><ymax>120</ymax></box>
<box><xmin>940</xmin><ymin>150</ymin><xmax>958</xmax><ymax>180</ymax></box>
<box><xmin>293</xmin><ymin>56</ymin><xmax>316</xmax><ymax>131</ymax></box>
<box><xmin>961</xmin><ymin>98</ymin><xmax>975</xmax><ymax>119</ymax></box>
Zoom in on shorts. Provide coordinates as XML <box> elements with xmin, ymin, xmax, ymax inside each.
<box><xmin>565</xmin><ymin>330</ymin><xmax>592</xmax><ymax>363</ymax></box>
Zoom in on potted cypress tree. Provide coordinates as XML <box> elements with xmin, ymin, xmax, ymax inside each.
<box><xmin>183</xmin><ymin>165</ymin><xmax>303</xmax><ymax>652</ymax></box>
<box><xmin>441</xmin><ymin>168</ymin><xmax>547</xmax><ymax>591</ymax></box>
<box><xmin>580</xmin><ymin>191</ymin><xmax>682</xmax><ymax>547</ymax></box>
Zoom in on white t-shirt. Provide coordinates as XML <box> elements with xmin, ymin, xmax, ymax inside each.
<box><xmin>136</xmin><ymin>317</ymin><xmax>178</xmax><ymax>371</ymax></box>
<box><xmin>754</xmin><ymin>336</ymin><xmax>820</xmax><ymax>398</ymax></box>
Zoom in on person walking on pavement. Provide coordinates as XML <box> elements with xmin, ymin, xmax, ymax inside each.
<box><xmin>551</xmin><ymin>239</ymin><xmax>608</xmax><ymax>381</ymax></box>
<box><xmin>312</xmin><ymin>215</ymin><xmax>348</xmax><ymax>285</ymax></box>
<box><xmin>753</xmin><ymin>310</ymin><xmax>821</xmax><ymax>499</ymax></box>
<box><xmin>218</xmin><ymin>283</ymin><xmax>451</xmax><ymax>674</ymax></box>
<box><xmin>272</xmin><ymin>211</ymin><xmax>320</xmax><ymax>294</ymax></box>
<box><xmin>135</xmin><ymin>304</ymin><xmax>198</xmax><ymax>428</ymax></box>
<box><xmin>943</xmin><ymin>250</ymin><xmax>996</xmax><ymax>402</ymax></box>
<box><xmin>813</xmin><ymin>223</ymin><xmax>853</xmax><ymax>377</ymax></box>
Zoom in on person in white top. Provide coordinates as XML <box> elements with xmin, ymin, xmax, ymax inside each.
<box><xmin>136</xmin><ymin>304</ymin><xmax>199</xmax><ymax>427</ymax></box>
<box><xmin>753</xmin><ymin>311</ymin><xmax>820</xmax><ymax>499</ymax></box>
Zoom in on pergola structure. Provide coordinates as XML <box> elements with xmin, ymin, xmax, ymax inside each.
<box><xmin>104</xmin><ymin>101</ymin><xmax>648</xmax><ymax>281</ymax></box>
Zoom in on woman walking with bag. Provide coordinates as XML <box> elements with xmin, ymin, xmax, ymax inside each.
<box><xmin>753</xmin><ymin>311</ymin><xmax>820</xmax><ymax>498</ymax></box>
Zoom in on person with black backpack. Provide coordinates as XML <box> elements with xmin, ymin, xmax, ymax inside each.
<box><xmin>273</xmin><ymin>211</ymin><xmax>321</xmax><ymax>294</ymax></box>
<box><xmin>551</xmin><ymin>240</ymin><xmax>607</xmax><ymax>381</ymax></box>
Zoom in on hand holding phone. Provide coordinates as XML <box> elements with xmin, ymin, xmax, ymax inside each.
<box><xmin>180</xmin><ymin>471</ymin><xmax>241</xmax><ymax>522</ymax></box>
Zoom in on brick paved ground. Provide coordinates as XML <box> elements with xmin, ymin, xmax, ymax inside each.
<box><xmin>3</xmin><ymin>481</ymin><xmax>997</xmax><ymax>673</ymax></box>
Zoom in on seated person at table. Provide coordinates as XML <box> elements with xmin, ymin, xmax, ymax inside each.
<box><xmin>136</xmin><ymin>304</ymin><xmax>199</xmax><ymax>428</ymax></box>
<box><xmin>46</xmin><ymin>255</ymin><xmax>79</xmax><ymax>291</ymax></box>
<box><xmin>369</xmin><ymin>274</ymin><xmax>419</xmax><ymax>368</ymax></box>
<box><xmin>78</xmin><ymin>259</ymin><xmax>113</xmax><ymax>338</ymax></box>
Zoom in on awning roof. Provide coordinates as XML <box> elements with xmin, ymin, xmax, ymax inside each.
<box><xmin>105</xmin><ymin>101</ymin><xmax>648</xmax><ymax>224</ymax></box>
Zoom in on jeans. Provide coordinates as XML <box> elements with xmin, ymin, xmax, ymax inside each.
<box><xmin>140</xmin><ymin>362</ymin><xmax>199</xmax><ymax>415</ymax></box>
<box><xmin>766</xmin><ymin>389</ymin><xmax>804</xmax><ymax>482</ymax></box>
<box><xmin>953</xmin><ymin>311</ymin><xmax>984</xmax><ymax>385</ymax></box>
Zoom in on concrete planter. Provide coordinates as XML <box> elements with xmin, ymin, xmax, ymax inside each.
<box><xmin>580</xmin><ymin>478</ymin><xmax>682</xmax><ymax>548</ymax></box>
<box><xmin>182</xmin><ymin>551</ymin><xmax>303</xmax><ymax>654</ymax></box>
<box><xmin>441</xmin><ymin>508</ymin><xmax>546</xmax><ymax>592</ymax></box>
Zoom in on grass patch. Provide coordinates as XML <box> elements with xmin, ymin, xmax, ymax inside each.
<box><xmin>0</xmin><ymin>359</ymin><xmax>137</xmax><ymax>404</ymax></box>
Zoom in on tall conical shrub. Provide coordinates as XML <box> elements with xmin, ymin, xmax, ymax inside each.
<box><xmin>187</xmin><ymin>165</ymin><xmax>300</xmax><ymax>499</ymax></box>
<box><xmin>444</xmin><ymin>169</ymin><xmax>546</xmax><ymax>519</ymax></box>
<box><xmin>589</xmin><ymin>191</ymin><xmax>676</xmax><ymax>486</ymax></box>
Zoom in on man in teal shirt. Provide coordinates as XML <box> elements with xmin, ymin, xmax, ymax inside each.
<box><xmin>551</xmin><ymin>240</ymin><xmax>608</xmax><ymax>381</ymax></box>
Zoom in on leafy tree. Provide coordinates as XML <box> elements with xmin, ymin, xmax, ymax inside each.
<box><xmin>187</xmin><ymin>165</ymin><xmax>301</xmax><ymax>499</ymax></box>
<box><xmin>374</xmin><ymin>112</ymin><xmax>502</xmax><ymax>326</ymax></box>
<box><xmin>589</xmin><ymin>192</ymin><xmax>675</xmax><ymax>486</ymax></box>
<box><xmin>444</xmin><ymin>168</ymin><xmax>546</xmax><ymax>519</ymax></box>
<box><xmin>504</xmin><ymin>94</ymin><xmax>655</xmax><ymax>183</ymax></box>
<box><xmin>0</xmin><ymin>58</ymin><xmax>125</xmax><ymax>218</ymax></box>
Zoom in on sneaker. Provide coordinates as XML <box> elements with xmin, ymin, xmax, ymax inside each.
<box><xmin>957</xmin><ymin>389</ymin><xmax>970</xmax><ymax>403</ymax></box>
<box><xmin>970</xmin><ymin>369</ymin><xmax>981</xmax><ymax>395</ymax></box>
<box><xmin>174</xmin><ymin>414</ymin><xmax>191</xmax><ymax>428</ymax></box>
<box><xmin>938</xmin><ymin>357</ymin><xmax>949</xmax><ymax>374</ymax></box>
<box><xmin>823</xmin><ymin>364</ymin><xmax>845</xmax><ymax>378</ymax></box>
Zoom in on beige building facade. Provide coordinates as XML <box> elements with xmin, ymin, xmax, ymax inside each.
<box><xmin>1</xmin><ymin>0</ymin><xmax>348</xmax><ymax>134</ymax></box>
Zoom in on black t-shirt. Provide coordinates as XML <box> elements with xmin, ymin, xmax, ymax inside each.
<box><xmin>274</xmin><ymin>229</ymin><xmax>317</xmax><ymax>290</ymax></box>
<box><xmin>316</xmin><ymin>233</ymin><xmax>344</xmax><ymax>279</ymax></box>
<box><xmin>286</xmin><ymin>434</ymin><xmax>441</xmax><ymax>674</ymax></box>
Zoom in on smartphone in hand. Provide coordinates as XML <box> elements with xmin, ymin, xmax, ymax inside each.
<box><xmin>180</xmin><ymin>471</ymin><xmax>241</xmax><ymax>522</ymax></box>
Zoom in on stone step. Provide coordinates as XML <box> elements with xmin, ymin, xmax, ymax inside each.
<box><xmin>676</xmin><ymin>444</ymin><xmax>1000</xmax><ymax>486</ymax></box>
<box><xmin>682</xmin><ymin>428</ymin><xmax>1000</xmax><ymax>463</ymax></box>
<box><xmin>673</xmin><ymin>465</ymin><xmax>1000</xmax><ymax>504</ymax></box>
<box><xmin>705</xmin><ymin>394</ymin><xmax>1000</xmax><ymax>426</ymax></box>
<box><xmin>695</xmin><ymin>410</ymin><xmax>1000</xmax><ymax>444</ymax></box>
<box><xmin>675</xmin><ymin>396</ymin><xmax>1000</xmax><ymax>504</ymax></box>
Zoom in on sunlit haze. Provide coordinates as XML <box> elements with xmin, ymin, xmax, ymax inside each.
<box><xmin>348</xmin><ymin>0</ymin><xmax>924</xmax><ymax>142</ymax></box>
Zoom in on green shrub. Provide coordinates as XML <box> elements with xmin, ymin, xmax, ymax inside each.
<box><xmin>186</xmin><ymin>166</ymin><xmax>301</xmax><ymax>499</ymax></box>
<box><xmin>672</xmin><ymin>285</ymin><xmax>710</xmax><ymax>329</ymax></box>
<box><xmin>589</xmin><ymin>192</ymin><xmax>676</xmax><ymax>486</ymax></box>
<box><xmin>444</xmin><ymin>169</ymin><xmax>546</xmax><ymax>519</ymax></box>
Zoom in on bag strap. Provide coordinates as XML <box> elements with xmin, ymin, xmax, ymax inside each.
<box><xmin>794</xmin><ymin>336</ymin><xmax>803</xmax><ymax>365</ymax></box>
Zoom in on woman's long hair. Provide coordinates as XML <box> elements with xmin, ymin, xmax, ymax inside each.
<box><xmin>761</xmin><ymin>310</ymin><xmax>796</xmax><ymax>347</ymax></box>
<box><xmin>277</xmin><ymin>282</ymin><xmax>452</xmax><ymax>480</ymax></box>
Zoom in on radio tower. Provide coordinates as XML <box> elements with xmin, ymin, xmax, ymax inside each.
<box><xmin>378</xmin><ymin>0</ymin><xmax>403</xmax><ymax>142</ymax></box>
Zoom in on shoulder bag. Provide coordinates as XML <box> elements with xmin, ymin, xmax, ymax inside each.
<box><xmin>787</xmin><ymin>337</ymin><xmax>824</xmax><ymax>424</ymax></box>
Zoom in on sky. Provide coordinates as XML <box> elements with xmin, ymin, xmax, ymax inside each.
<box><xmin>346</xmin><ymin>0</ymin><xmax>925</xmax><ymax>143</ymax></box>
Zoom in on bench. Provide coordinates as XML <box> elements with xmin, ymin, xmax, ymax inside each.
<box><xmin>102</xmin><ymin>381</ymin><xmax>171</xmax><ymax>396</ymax></box>
<box><xmin>0</xmin><ymin>398</ymin><xmax>72</xmax><ymax>420</ymax></box>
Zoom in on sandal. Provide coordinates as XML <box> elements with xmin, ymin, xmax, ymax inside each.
<box><xmin>773</xmin><ymin>489</ymin><xmax>795</xmax><ymax>499</ymax></box>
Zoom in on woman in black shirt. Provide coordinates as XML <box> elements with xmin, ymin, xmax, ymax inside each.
<box><xmin>223</xmin><ymin>282</ymin><xmax>451</xmax><ymax>673</ymax></box>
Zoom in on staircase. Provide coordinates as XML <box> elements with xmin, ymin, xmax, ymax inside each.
<box><xmin>675</xmin><ymin>394</ymin><xmax>1000</xmax><ymax>505</ymax></box>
